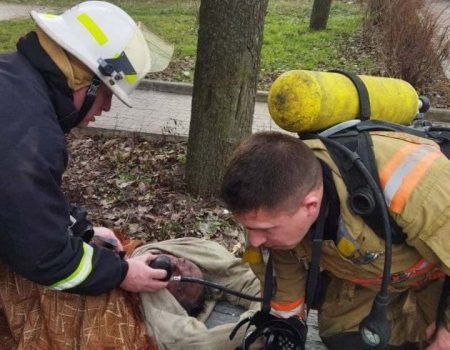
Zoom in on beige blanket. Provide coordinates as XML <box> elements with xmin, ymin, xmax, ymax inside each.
<box><xmin>133</xmin><ymin>238</ymin><xmax>261</xmax><ymax>350</ymax></box>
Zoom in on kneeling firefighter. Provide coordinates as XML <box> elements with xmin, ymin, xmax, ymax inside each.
<box><xmin>221</xmin><ymin>70</ymin><xmax>450</xmax><ymax>349</ymax></box>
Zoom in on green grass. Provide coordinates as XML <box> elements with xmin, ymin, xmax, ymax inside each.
<box><xmin>0</xmin><ymin>0</ymin><xmax>376</xmax><ymax>78</ymax></box>
<box><xmin>0</xmin><ymin>18</ymin><xmax>34</xmax><ymax>51</ymax></box>
<box><xmin>262</xmin><ymin>2</ymin><xmax>365</xmax><ymax>72</ymax></box>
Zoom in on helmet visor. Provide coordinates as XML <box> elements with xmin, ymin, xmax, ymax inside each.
<box><xmin>138</xmin><ymin>23</ymin><xmax>174</xmax><ymax>73</ymax></box>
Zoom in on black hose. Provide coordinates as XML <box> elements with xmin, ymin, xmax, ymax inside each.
<box><xmin>318</xmin><ymin>136</ymin><xmax>392</xmax><ymax>296</ymax></box>
<box><xmin>174</xmin><ymin>276</ymin><xmax>264</xmax><ymax>302</ymax></box>
<box><xmin>318</xmin><ymin>135</ymin><xmax>392</xmax><ymax>348</ymax></box>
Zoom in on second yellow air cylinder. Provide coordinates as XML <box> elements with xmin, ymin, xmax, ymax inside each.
<box><xmin>268</xmin><ymin>70</ymin><xmax>419</xmax><ymax>133</ymax></box>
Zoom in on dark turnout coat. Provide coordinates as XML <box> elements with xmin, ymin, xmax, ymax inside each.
<box><xmin>0</xmin><ymin>33</ymin><xmax>127</xmax><ymax>295</ymax></box>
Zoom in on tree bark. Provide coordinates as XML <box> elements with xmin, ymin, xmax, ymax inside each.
<box><xmin>309</xmin><ymin>0</ymin><xmax>332</xmax><ymax>31</ymax></box>
<box><xmin>186</xmin><ymin>0</ymin><xmax>269</xmax><ymax>197</ymax></box>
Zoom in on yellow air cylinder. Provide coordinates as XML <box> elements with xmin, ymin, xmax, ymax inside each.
<box><xmin>268</xmin><ymin>70</ymin><xmax>419</xmax><ymax>133</ymax></box>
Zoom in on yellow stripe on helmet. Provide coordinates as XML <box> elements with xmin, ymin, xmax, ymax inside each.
<box><xmin>125</xmin><ymin>74</ymin><xmax>138</xmax><ymax>84</ymax></box>
<box><xmin>77</xmin><ymin>13</ymin><xmax>108</xmax><ymax>46</ymax></box>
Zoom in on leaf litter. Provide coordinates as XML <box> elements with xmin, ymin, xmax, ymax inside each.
<box><xmin>62</xmin><ymin>132</ymin><xmax>246</xmax><ymax>255</ymax></box>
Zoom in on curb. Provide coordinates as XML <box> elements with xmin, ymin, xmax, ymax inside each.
<box><xmin>427</xmin><ymin>108</ymin><xmax>450</xmax><ymax>123</ymax></box>
<box><xmin>138</xmin><ymin>79</ymin><xmax>269</xmax><ymax>102</ymax></box>
<box><xmin>74</xmin><ymin>127</ymin><xmax>188</xmax><ymax>142</ymax></box>
<box><xmin>138</xmin><ymin>80</ymin><xmax>450</xmax><ymax>120</ymax></box>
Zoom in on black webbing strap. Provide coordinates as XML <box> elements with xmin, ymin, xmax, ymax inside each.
<box><xmin>77</xmin><ymin>77</ymin><xmax>101</xmax><ymax>119</ymax></box>
<box><xmin>305</xmin><ymin>161</ymin><xmax>331</xmax><ymax>315</ymax></box>
<box><xmin>262</xmin><ymin>252</ymin><xmax>274</xmax><ymax>314</ymax></box>
<box><xmin>229</xmin><ymin>252</ymin><xmax>275</xmax><ymax>344</ymax></box>
<box><xmin>231</xmin><ymin>250</ymin><xmax>308</xmax><ymax>350</ymax></box>
<box><xmin>306</xmin><ymin>130</ymin><xmax>406</xmax><ymax>244</ymax></box>
<box><xmin>329</xmin><ymin>69</ymin><xmax>371</xmax><ymax>121</ymax></box>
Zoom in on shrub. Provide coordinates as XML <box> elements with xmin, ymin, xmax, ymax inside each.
<box><xmin>362</xmin><ymin>0</ymin><xmax>450</xmax><ymax>89</ymax></box>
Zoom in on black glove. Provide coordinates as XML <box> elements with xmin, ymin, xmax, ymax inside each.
<box><xmin>68</xmin><ymin>204</ymin><xmax>95</xmax><ymax>243</ymax></box>
<box><xmin>231</xmin><ymin>311</ymin><xmax>307</xmax><ymax>350</ymax></box>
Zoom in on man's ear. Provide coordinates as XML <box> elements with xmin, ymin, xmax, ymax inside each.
<box><xmin>301</xmin><ymin>187</ymin><xmax>323</xmax><ymax>218</ymax></box>
<box><xmin>72</xmin><ymin>86</ymin><xmax>89</xmax><ymax>111</ymax></box>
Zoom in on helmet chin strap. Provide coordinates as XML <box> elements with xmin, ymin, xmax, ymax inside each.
<box><xmin>76</xmin><ymin>76</ymin><xmax>102</xmax><ymax>125</ymax></box>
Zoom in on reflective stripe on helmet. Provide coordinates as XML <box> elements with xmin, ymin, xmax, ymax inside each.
<box><xmin>77</xmin><ymin>13</ymin><xmax>108</xmax><ymax>46</ymax></box>
<box><xmin>49</xmin><ymin>242</ymin><xmax>94</xmax><ymax>291</ymax></box>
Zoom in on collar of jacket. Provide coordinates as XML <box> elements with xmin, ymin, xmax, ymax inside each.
<box><xmin>16</xmin><ymin>31</ymin><xmax>81</xmax><ymax>133</ymax></box>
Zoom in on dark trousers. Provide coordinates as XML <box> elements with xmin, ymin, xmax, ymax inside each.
<box><xmin>321</xmin><ymin>332</ymin><xmax>420</xmax><ymax>350</ymax></box>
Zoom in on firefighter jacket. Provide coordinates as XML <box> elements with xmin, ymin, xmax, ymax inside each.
<box><xmin>247</xmin><ymin>131</ymin><xmax>450</xmax><ymax>329</ymax></box>
<box><xmin>0</xmin><ymin>33</ymin><xmax>128</xmax><ymax>295</ymax></box>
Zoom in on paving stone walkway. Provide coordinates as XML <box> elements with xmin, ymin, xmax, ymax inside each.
<box><xmin>0</xmin><ymin>2</ymin><xmax>46</xmax><ymax>20</ymax></box>
<box><xmin>91</xmin><ymin>87</ymin><xmax>286</xmax><ymax>138</ymax></box>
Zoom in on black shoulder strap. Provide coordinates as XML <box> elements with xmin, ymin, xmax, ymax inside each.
<box><xmin>229</xmin><ymin>252</ymin><xmax>275</xmax><ymax>344</ymax></box>
<box><xmin>352</xmin><ymin>130</ymin><xmax>406</xmax><ymax>243</ymax></box>
<box><xmin>305</xmin><ymin>161</ymin><xmax>335</xmax><ymax>313</ymax></box>
<box><xmin>303</xmin><ymin>128</ymin><xmax>407</xmax><ymax>244</ymax></box>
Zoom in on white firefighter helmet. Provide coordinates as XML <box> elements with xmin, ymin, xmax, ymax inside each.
<box><xmin>31</xmin><ymin>1</ymin><xmax>174</xmax><ymax>107</ymax></box>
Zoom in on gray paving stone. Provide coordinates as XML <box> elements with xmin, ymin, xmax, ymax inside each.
<box><xmin>89</xmin><ymin>88</ymin><xmax>294</xmax><ymax>138</ymax></box>
<box><xmin>0</xmin><ymin>2</ymin><xmax>47</xmax><ymax>20</ymax></box>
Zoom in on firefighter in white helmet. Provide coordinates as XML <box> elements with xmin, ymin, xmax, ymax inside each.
<box><xmin>0</xmin><ymin>1</ymin><xmax>173</xmax><ymax>347</ymax></box>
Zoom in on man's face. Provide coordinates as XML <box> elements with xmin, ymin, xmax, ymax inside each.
<box><xmin>234</xmin><ymin>195</ymin><xmax>321</xmax><ymax>250</ymax></box>
<box><xmin>73</xmin><ymin>83</ymin><xmax>113</xmax><ymax>127</ymax></box>
<box><xmin>162</xmin><ymin>254</ymin><xmax>205</xmax><ymax>315</ymax></box>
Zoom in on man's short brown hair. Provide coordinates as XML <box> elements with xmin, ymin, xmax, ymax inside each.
<box><xmin>221</xmin><ymin>132</ymin><xmax>322</xmax><ymax>213</ymax></box>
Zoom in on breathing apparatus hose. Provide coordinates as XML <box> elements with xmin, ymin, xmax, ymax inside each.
<box><xmin>148</xmin><ymin>256</ymin><xmax>263</xmax><ymax>302</ymax></box>
<box><xmin>171</xmin><ymin>276</ymin><xmax>264</xmax><ymax>302</ymax></box>
<box><xmin>317</xmin><ymin>135</ymin><xmax>392</xmax><ymax>349</ymax></box>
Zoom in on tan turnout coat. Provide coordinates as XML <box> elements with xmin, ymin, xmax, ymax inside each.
<box><xmin>249</xmin><ymin>132</ymin><xmax>450</xmax><ymax>346</ymax></box>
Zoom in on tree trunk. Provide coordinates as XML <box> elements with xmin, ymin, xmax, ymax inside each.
<box><xmin>186</xmin><ymin>0</ymin><xmax>269</xmax><ymax>197</ymax></box>
<box><xmin>309</xmin><ymin>0</ymin><xmax>332</xmax><ymax>31</ymax></box>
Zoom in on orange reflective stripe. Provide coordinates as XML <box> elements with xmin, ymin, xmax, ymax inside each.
<box><xmin>271</xmin><ymin>297</ymin><xmax>305</xmax><ymax>318</ymax></box>
<box><xmin>271</xmin><ymin>297</ymin><xmax>304</xmax><ymax>312</ymax></box>
<box><xmin>389</xmin><ymin>151</ymin><xmax>441</xmax><ymax>213</ymax></box>
<box><xmin>351</xmin><ymin>258</ymin><xmax>442</xmax><ymax>287</ymax></box>
<box><xmin>406</xmin><ymin>258</ymin><xmax>435</xmax><ymax>276</ymax></box>
<box><xmin>379</xmin><ymin>144</ymin><xmax>416</xmax><ymax>187</ymax></box>
<box><xmin>351</xmin><ymin>276</ymin><xmax>382</xmax><ymax>287</ymax></box>
<box><xmin>380</xmin><ymin>144</ymin><xmax>443</xmax><ymax>214</ymax></box>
